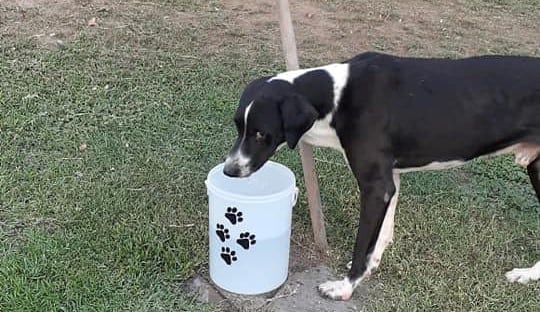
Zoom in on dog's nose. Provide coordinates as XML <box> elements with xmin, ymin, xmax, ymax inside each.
<box><xmin>223</xmin><ymin>165</ymin><xmax>241</xmax><ymax>177</ymax></box>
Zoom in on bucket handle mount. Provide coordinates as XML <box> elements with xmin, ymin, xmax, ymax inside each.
<box><xmin>292</xmin><ymin>187</ymin><xmax>299</xmax><ymax>206</ymax></box>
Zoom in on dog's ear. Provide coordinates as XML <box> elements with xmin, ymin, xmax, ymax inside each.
<box><xmin>280</xmin><ymin>94</ymin><xmax>318</xmax><ymax>149</ymax></box>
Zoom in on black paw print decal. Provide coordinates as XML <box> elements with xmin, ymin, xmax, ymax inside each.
<box><xmin>236</xmin><ymin>232</ymin><xmax>256</xmax><ymax>250</ymax></box>
<box><xmin>215</xmin><ymin>224</ymin><xmax>230</xmax><ymax>242</ymax></box>
<box><xmin>225</xmin><ymin>207</ymin><xmax>243</xmax><ymax>225</ymax></box>
<box><xmin>220</xmin><ymin>247</ymin><xmax>237</xmax><ymax>265</ymax></box>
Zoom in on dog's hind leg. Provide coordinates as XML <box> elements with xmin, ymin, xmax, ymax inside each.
<box><xmin>505</xmin><ymin>157</ymin><xmax>540</xmax><ymax>284</ymax></box>
<box><xmin>526</xmin><ymin>157</ymin><xmax>540</xmax><ymax>202</ymax></box>
<box><xmin>506</xmin><ymin>261</ymin><xmax>540</xmax><ymax>284</ymax></box>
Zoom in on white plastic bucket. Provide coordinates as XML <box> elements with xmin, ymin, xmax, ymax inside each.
<box><xmin>205</xmin><ymin>161</ymin><xmax>298</xmax><ymax>295</ymax></box>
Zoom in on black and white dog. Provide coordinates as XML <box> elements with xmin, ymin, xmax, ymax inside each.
<box><xmin>223</xmin><ymin>52</ymin><xmax>540</xmax><ymax>300</ymax></box>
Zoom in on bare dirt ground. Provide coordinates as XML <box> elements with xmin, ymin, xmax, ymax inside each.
<box><xmin>218</xmin><ymin>0</ymin><xmax>538</xmax><ymax>64</ymax></box>
<box><xmin>3</xmin><ymin>0</ymin><xmax>537</xmax><ymax>62</ymax></box>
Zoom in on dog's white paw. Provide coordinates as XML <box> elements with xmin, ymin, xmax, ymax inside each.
<box><xmin>505</xmin><ymin>265</ymin><xmax>540</xmax><ymax>284</ymax></box>
<box><xmin>317</xmin><ymin>278</ymin><xmax>354</xmax><ymax>301</ymax></box>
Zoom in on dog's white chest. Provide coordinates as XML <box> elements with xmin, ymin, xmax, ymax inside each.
<box><xmin>300</xmin><ymin>115</ymin><xmax>344</xmax><ymax>152</ymax></box>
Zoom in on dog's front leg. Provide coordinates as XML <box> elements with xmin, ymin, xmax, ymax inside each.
<box><xmin>318</xmin><ymin>159</ymin><xmax>396</xmax><ymax>301</ymax></box>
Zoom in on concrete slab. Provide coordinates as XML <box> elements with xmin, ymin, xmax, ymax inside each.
<box><xmin>269</xmin><ymin>265</ymin><xmax>364</xmax><ymax>312</ymax></box>
<box><xmin>187</xmin><ymin>265</ymin><xmax>365</xmax><ymax>312</ymax></box>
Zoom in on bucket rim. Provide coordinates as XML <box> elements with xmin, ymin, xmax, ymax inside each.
<box><xmin>205</xmin><ymin>161</ymin><xmax>296</xmax><ymax>203</ymax></box>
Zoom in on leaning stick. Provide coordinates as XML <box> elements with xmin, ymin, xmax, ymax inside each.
<box><xmin>276</xmin><ymin>0</ymin><xmax>329</xmax><ymax>253</ymax></box>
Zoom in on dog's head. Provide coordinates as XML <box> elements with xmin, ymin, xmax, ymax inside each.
<box><xmin>223</xmin><ymin>77</ymin><xmax>318</xmax><ymax>177</ymax></box>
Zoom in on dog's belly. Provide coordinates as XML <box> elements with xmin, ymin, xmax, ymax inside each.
<box><xmin>395</xmin><ymin>143</ymin><xmax>540</xmax><ymax>173</ymax></box>
<box><xmin>394</xmin><ymin>160</ymin><xmax>466</xmax><ymax>173</ymax></box>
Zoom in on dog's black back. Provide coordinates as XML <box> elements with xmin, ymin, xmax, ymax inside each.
<box><xmin>336</xmin><ymin>52</ymin><xmax>540</xmax><ymax>169</ymax></box>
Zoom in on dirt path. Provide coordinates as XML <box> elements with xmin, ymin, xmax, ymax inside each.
<box><xmin>3</xmin><ymin>0</ymin><xmax>537</xmax><ymax>62</ymax></box>
<box><xmin>219</xmin><ymin>0</ymin><xmax>538</xmax><ymax>65</ymax></box>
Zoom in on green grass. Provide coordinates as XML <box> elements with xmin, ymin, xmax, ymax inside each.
<box><xmin>1</xmin><ymin>0</ymin><xmax>539</xmax><ymax>311</ymax></box>
<box><xmin>0</xmin><ymin>39</ymin><xmax>225</xmax><ymax>310</ymax></box>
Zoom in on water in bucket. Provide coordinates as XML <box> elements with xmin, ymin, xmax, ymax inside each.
<box><xmin>205</xmin><ymin>161</ymin><xmax>297</xmax><ymax>295</ymax></box>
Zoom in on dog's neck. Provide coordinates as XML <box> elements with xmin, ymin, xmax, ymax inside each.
<box><xmin>270</xmin><ymin>63</ymin><xmax>350</xmax><ymax>119</ymax></box>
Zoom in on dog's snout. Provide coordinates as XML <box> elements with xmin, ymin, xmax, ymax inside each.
<box><xmin>223</xmin><ymin>150</ymin><xmax>252</xmax><ymax>178</ymax></box>
<box><xmin>223</xmin><ymin>164</ymin><xmax>241</xmax><ymax>177</ymax></box>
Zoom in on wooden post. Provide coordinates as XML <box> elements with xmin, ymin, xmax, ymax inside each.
<box><xmin>276</xmin><ymin>0</ymin><xmax>329</xmax><ymax>253</ymax></box>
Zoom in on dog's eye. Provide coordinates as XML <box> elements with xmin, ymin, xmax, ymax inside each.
<box><xmin>255</xmin><ymin>131</ymin><xmax>265</xmax><ymax>142</ymax></box>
